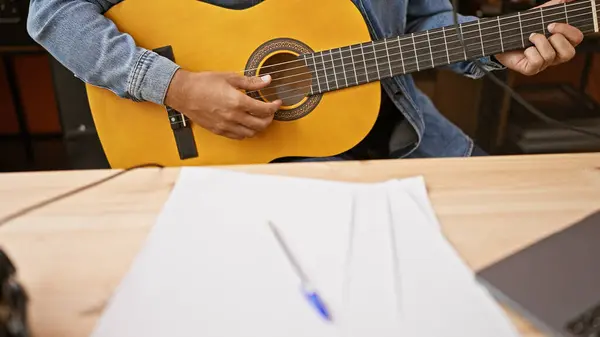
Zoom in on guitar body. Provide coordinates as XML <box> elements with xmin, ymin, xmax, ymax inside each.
<box><xmin>85</xmin><ymin>0</ymin><xmax>381</xmax><ymax>168</ymax></box>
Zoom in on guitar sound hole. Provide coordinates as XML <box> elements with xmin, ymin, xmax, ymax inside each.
<box><xmin>257</xmin><ymin>51</ymin><xmax>312</xmax><ymax>109</ymax></box>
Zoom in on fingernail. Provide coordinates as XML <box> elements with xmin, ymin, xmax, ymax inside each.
<box><xmin>529</xmin><ymin>33</ymin><xmax>537</xmax><ymax>39</ymax></box>
<box><xmin>548</xmin><ymin>23</ymin><xmax>556</xmax><ymax>32</ymax></box>
<box><xmin>261</xmin><ymin>74</ymin><xmax>271</xmax><ymax>82</ymax></box>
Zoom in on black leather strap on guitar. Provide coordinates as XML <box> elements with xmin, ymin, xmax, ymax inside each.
<box><xmin>0</xmin><ymin>248</ymin><xmax>29</xmax><ymax>337</ymax></box>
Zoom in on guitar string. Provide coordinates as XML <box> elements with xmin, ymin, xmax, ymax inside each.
<box><xmin>233</xmin><ymin>0</ymin><xmax>592</xmax><ymax>76</ymax></box>
<box><xmin>172</xmin><ymin>16</ymin><xmax>595</xmax><ymax>120</ymax></box>
<box><xmin>239</xmin><ymin>6</ymin><xmax>593</xmax><ymax>93</ymax></box>
<box><xmin>236</xmin><ymin>14</ymin><xmax>594</xmax><ymax>100</ymax></box>
<box><xmin>236</xmin><ymin>0</ymin><xmax>592</xmax><ymax>75</ymax></box>
<box><xmin>171</xmin><ymin>20</ymin><xmax>595</xmax><ymax>125</ymax></box>
<box><xmin>254</xmin><ymin>23</ymin><xmax>596</xmax><ymax>107</ymax></box>
<box><xmin>249</xmin><ymin>6</ymin><xmax>592</xmax><ymax>87</ymax></box>
<box><xmin>243</xmin><ymin>9</ymin><xmax>593</xmax><ymax>96</ymax></box>
<box><xmin>241</xmin><ymin>3</ymin><xmax>593</xmax><ymax>78</ymax></box>
<box><xmin>244</xmin><ymin>24</ymin><xmax>593</xmax><ymax>105</ymax></box>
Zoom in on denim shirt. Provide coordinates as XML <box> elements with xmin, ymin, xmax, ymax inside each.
<box><xmin>26</xmin><ymin>0</ymin><xmax>504</xmax><ymax>159</ymax></box>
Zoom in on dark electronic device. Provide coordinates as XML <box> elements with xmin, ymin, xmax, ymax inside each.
<box><xmin>476</xmin><ymin>210</ymin><xmax>600</xmax><ymax>337</ymax></box>
<box><xmin>0</xmin><ymin>248</ymin><xmax>29</xmax><ymax>337</ymax></box>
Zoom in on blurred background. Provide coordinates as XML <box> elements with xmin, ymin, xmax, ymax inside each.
<box><xmin>1</xmin><ymin>0</ymin><xmax>599</xmax><ymax>172</ymax></box>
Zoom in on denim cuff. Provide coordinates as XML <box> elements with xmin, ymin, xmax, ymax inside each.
<box><xmin>128</xmin><ymin>49</ymin><xmax>180</xmax><ymax>105</ymax></box>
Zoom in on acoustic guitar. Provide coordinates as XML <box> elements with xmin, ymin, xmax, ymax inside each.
<box><xmin>85</xmin><ymin>0</ymin><xmax>599</xmax><ymax>168</ymax></box>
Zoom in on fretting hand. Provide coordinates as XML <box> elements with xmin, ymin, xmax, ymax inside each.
<box><xmin>493</xmin><ymin>0</ymin><xmax>584</xmax><ymax>75</ymax></box>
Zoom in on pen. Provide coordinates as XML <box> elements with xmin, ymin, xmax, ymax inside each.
<box><xmin>267</xmin><ymin>220</ymin><xmax>333</xmax><ymax>322</ymax></box>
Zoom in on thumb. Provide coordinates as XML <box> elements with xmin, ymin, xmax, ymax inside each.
<box><xmin>229</xmin><ymin>74</ymin><xmax>272</xmax><ymax>90</ymax></box>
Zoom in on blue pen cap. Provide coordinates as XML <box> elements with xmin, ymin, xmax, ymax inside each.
<box><xmin>301</xmin><ymin>285</ymin><xmax>332</xmax><ymax>322</ymax></box>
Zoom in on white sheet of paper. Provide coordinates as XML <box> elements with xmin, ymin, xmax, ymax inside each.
<box><xmin>336</xmin><ymin>183</ymin><xmax>404</xmax><ymax>337</ymax></box>
<box><xmin>91</xmin><ymin>168</ymin><xmax>392</xmax><ymax>337</ymax></box>
<box><xmin>90</xmin><ymin>167</ymin><xmax>518</xmax><ymax>337</ymax></box>
<box><xmin>386</xmin><ymin>177</ymin><xmax>440</xmax><ymax>229</ymax></box>
<box><xmin>386</xmin><ymin>186</ymin><xmax>520</xmax><ymax>336</ymax></box>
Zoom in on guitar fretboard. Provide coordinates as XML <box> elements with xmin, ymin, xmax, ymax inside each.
<box><xmin>302</xmin><ymin>0</ymin><xmax>599</xmax><ymax>94</ymax></box>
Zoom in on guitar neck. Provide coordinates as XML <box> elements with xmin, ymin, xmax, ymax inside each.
<box><xmin>303</xmin><ymin>0</ymin><xmax>599</xmax><ymax>94</ymax></box>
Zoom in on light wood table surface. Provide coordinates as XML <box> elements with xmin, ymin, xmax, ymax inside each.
<box><xmin>1</xmin><ymin>153</ymin><xmax>599</xmax><ymax>337</ymax></box>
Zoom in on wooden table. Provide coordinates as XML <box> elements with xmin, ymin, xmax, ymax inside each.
<box><xmin>1</xmin><ymin>153</ymin><xmax>599</xmax><ymax>337</ymax></box>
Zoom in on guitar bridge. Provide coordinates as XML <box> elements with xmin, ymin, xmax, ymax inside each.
<box><xmin>153</xmin><ymin>45</ymin><xmax>198</xmax><ymax>161</ymax></box>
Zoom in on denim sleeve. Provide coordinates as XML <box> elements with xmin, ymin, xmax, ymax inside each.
<box><xmin>26</xmin><ymin>0</ymin><xmax>180</xmax><ymax>105</ymax></box>
<box><xmin>405</xmin><ymin>0</ymin><xmax>505</xmax><ymax>79</ymax></box>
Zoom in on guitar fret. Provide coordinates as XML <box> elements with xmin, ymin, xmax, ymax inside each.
<box><xmin>397</xmin><ymin>36</ymin><xmax>406</xmax><ymax>73</ymax></box>
<box><xmin>320</xmin><ymin>51</ymin><xmax>330</xmax><ymax>91</ymax></box>
<box><xmin>459</xmin><ymin>25</ymin><xmax>467</xmax><ymax>60</ymax></box>
<box><xmin>499</xmin><ymin>13</ymin><xmax>522</xmax><ymax>52</ymax></box>
<box><xmin>559</xmin><ymin>1</ymin><xmax>595</xmax><ymax>34</ymax></box>
<box><xmin>521</xmin><ymin>8</ymin><xmax>543</xmax><ymax>43</ymax></box>
<box><xmin>544</xmin><ymin>6</ymin><xmax>567</xmax><ymax>36</ymax></box>
<box><xmin>384</xmin><ymin>36</ymin><xmax>401</xmax><ymax>76</ymax></box>
<box><xmin>592</xmin><ymin>0</ymin><xmax>599</xmax><ymax>32</ymax></box>
<box><xmin>442</xmin><ymin>27</ymin><xmax>450</xmax><ymax>64</ymax></box>
<box><xmin>477</xmin><ymin>20</ymin><xmax>485</xmax><ymax>55</ymax></box>
<box><xmin>413</xmin><ymin>32</ymin><xmax>435</xmax><ymax>70</ymax></box>
<box><xmin>339</xmin><ymin>46</ymin><xmax>354</xmax><ymax>87</ymax></box>
<box><xmin>427</xmin><ymin>28</ymin><xmax>448</xmax><ymax>68</ymax></box>
<box><xmin>328</xmin><ymin>50</ymin><xmax>339</xmax><ymax>89</ymax></box>
<box><xmin>482</xmin><ymin>17</ymin><xmax>502</xmax><ymax>57</ymax></box>
<box><xmin>372</xmin><ymin>43</ymin><xmax>381</xmax><ymax>79</ymax></box>
<box><xmin>302</xmin><ymin>54</ymin><xmax>314</xmax><ymax>95</ymax></box>
<box><xmin>564</xmin><ymin>2</ymin><xmax>569</xmax><ymax>24</ymax></box>
<box><xmin>360</xmin><ymin>43</ymin><xmax>368</xmax><ymax>82</ymax></box>
<box><xmin>411</xmin><ymin>34</ymin><xmax>419</xmax><ymax>71</ymax></box>
<box><xmin>459</xmin><ymin>23</ymin><xmax>483</xmax><ymax>58</ymax></box>
<box><xmin>540</xmin><ymin>7</ymin><xmax>546</xmax><ymax>35</ymax></box>
<box><xmin>333</xmin><ymin>48</ymin><xmax>347</xmax><ymax>89</ymax></box>
<box><xmin>349</xmin><ymin>46</ymin><xmax>358</xmax><ymax>85</ymax></box>
<box><xmin>351</xmin><ymin>44</ymin><xmax>368</xmax><ymax>85</ymax></box>
<box><xmin>363</xmin><ymin>42</ymin><xmax>379</xmax><ymax>81</ymax></box>
<box><xmin>426</xmin><ymin>31</ymin><xmax>434</xmax><ymax>68</ymax></box>
<box><xmin>311</xmin><ymin>53</ymin><xmax>322</xmax><ymax>93</ymax></box>
<box><xmin>518</xmin><ymin>12</ymin><xmax>524</xmax><ymax>47</ymax></box>
<box><xmin>498</xmin><ymin>17</ymin><xmax>504</xmax><ymax>52</ymax></box>
<box><xmin>339</xmin><ymin>47</ymin><xmax>348</xmax><ymax>88</ymax></box>
<box><xmin>372</xmin><ymin>40</ymin><xmax>392</xmax><ymax>78</ymax></box>
<box><xmin>444</xmin><ymin>26</ymin><xmax>468</xmax><ymax>63</ymax></box>
<box><xmin>384</xmin><ymin>39</ymin><xmax>393</xmax><ymax>77</ymax></box>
